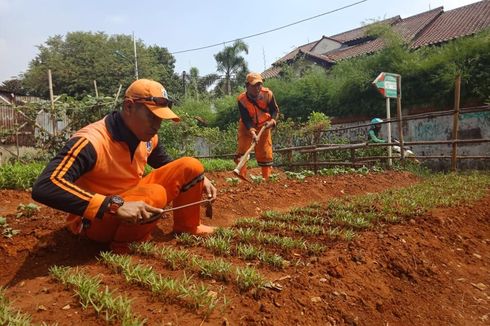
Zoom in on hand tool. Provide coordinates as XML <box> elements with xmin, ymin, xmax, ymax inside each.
<box><xmin>233</xmin><ymin>126</ymin><xmax>266</xmax><ymax>181</ymax></box>
<box><xmin>138</xmin><ymin>198</ymin><xmax>213</xmax><ymax>224</ymax></box>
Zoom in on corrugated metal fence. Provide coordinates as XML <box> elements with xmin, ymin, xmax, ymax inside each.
<box><xmin>0</xmin><ymin>93</ymin><xmax>68</xmax><ymax>147</ymax></box>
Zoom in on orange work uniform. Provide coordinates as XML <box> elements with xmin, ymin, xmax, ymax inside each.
<box><xmin>236</xmin><ymin>87</ymin><xmax>279</xmax><ymax>178</ymax></box>
<box><xmin>32</xmin><ymin>112</ymin><xmax>205</xmax><ymax>251</ymax></box>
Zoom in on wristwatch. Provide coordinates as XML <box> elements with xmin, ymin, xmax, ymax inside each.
<box><xmin>108</xmin><ymin>195</ymin><xmax>124</xmax><ymax>214</ymax></box>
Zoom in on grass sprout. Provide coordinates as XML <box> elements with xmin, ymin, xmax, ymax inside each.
<box><xmin>49</xmin><ymin>265</ymin><xmax>145</xmax><ymax>325</ymax></box>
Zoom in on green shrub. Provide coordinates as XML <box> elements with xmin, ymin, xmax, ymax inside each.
<box><xmin>0</xmin><ymin>162</ymin><xmax>45</xmax><ymax>190</ymax></box>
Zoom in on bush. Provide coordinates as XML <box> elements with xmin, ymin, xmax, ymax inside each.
<box><xmin>0</xmin><ymin>162</ymin><xmax>46</xmax><ymax>190</ymax></box>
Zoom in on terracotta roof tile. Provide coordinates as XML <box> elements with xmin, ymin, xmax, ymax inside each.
<box><xmin>411</xmin><ymin>1</ymin><xmax>490</xmax><ymax>48</ymax></box>
<box><xmin>263</xmin><ymin>1</ymin><xmax>490</xmax><ymax>76</ymax></box>
<box><xmin>330</xmin><ymin>16</ymin><xmax>400</xmax><ymax>42</ymax></box>
<box><xmin>326</xmin><ymin>38</ymin><xmax>385</xmax><ymax>61</ymax></box>
<box><xmin>393</xmin><ymin>7</ymin><xmax>443</xmax><ymax>42</ymax></box>
<box><xmin>299</xmin><ymin>50</ymin><xmax>336</xmax><ymax>63</ymax></box>
<box><xmin>262</xmin><ymin>65</ymin><xmax>283</xmax><ymax>79</ymax></box>
<box><xmin>275</xmin><ymin>40</ymin><xmax>318</xmax><ymax>64</ymax></box>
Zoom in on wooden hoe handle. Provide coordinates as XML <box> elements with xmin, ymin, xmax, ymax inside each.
<box><xmin>233</xmin><ymin>126</ymin><xmax>266</xmax><ymax>175</ymax></box>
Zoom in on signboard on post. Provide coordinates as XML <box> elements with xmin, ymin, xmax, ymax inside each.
<box><xmin>372</xmin><ymin>72</ymin><xmax>402</xmax><ymax>167</ymax></box>
<box><xmin>373</xmin><ymin>72</ymin><xmax>398</xmax><ymax>98</ymax></box>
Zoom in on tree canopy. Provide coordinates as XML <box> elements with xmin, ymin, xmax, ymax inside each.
<box><xmin>20</xmin><ymin>32</ymin><xmax>181</xmax><ymax>99</ymax></box>
<box><xmin>214</xmin><ymin>40</ymin><xmax>249</xmax><ymax>96</ymax></box>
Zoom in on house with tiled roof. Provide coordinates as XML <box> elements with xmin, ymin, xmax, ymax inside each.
<box><xmin>262</xmin><ymin>1</ymin><xmax>490</xmax><ymax>79</ymax></box>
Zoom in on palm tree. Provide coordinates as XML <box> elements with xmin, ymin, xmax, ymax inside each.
<box><xmin>183</xmin><ymin>67</ymin><xmax>219</xmax><ymax>100</ymax></box>
<box><xmin>214</xmin><ymin>40</ymin><xmax>249</xmax><ymax>95</ymax></box>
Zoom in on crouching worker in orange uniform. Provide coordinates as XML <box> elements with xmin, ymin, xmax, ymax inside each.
<box><xmin>32</xmin><ymin>79</ymin><xmax>217</xmax><ymax>253</ymax></box>
<box><xmin>235</xmin><ymin>72</ymin><xmax>279</xmax><ymax>180</ymax></box>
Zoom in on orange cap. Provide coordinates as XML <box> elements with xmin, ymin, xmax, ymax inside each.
<box><xmin>246</xmin><ymin>72</ymin><xmax>263</xmax><ymax>85</ymax></box>
<box><xmin>125</xmin><ymin>79</ymin><xmax>180</xmax><ymax>121</ymax></box>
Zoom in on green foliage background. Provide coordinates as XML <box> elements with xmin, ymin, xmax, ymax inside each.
<box><xmin>0</xmin><ymin>29</ymin><xmax>488</xmax><ymax>171</ymax></box>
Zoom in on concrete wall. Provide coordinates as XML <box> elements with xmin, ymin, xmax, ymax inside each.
<box><xmin>0</xmin><ymin>145</ymin><xmax>38</xmax><ymax>165</ymax></box>
<box><xmin>327</xmin><ymin>110</ymin><xmax>490</xmax><ymax>170</ymax></box>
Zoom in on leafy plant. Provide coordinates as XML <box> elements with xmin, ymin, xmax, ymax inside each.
<box><xmin>250</xmin><ymin>175</ymin><xmax>265</xmax><ymax>184</ymax></box>
<box><xmin>225</xmin><ymin>177</ymin><xmax>240</xmax><ymax>186</ymax></box>
<box><xmin>16</xmin><ymin>203</ymin><xmax>40</xmax><ymax>218</ymax></box>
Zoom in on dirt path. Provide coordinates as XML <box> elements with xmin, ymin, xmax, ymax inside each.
<box><xmin>0</xmin><ymin>170</ymin><xmax>488</xmax><ymax>325</ymax></box>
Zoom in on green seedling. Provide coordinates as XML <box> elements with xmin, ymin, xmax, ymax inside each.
<box><xmin>301</xmin><ymin>170</ymin><xmax>315</xmax><ymax>177</ymax></box>
<box><xmin>99</xmin><ymin>252</ymin><xmax>222</xmax><ymax>316</ymax></box>
<box><xmin>0</xmin><ymin>287</ymin><xmax>33</xmax><ymax>325</ymax></box>
<box><xmin>268</xmin><ymin>173</ymin><xmax>280</xmax><ymax>182</ymax></box>
<box><xmin>235</xmin><ymin>266</ymin><xmax>267</xmax><ymax>293</ymax></box>
<box><xmin>2</xmin><ymin>227</ymin><xmax>20</xmax><ymax>238</ymax></box>
<box><xmin>225</xmin><ymin>177</ymin><xmax>240</xmax><ymax>186</ymax></box>
<box><xmin>258</xmin><ymin>252</ymin><xmax>286</xmax><ymax>269</ymax></box>
<box><xmin>236</xmin><ymin>243</ymin><xmax>261</xmax><ymax>260</ymax></box>
<box><xmin>16</xmin><ymin>203</ymin><xmax>40</xmax><ymax>218</ymax></box>
<box><xmin>174</xmin><ymin>233</ymin><xmax>200</xmax><ymax>246</ymax></box>
<box><xmin>214</xmin><ymin>227</ymin><xmax>234</xmax><ymax>240</ymax></box>
<box><xmin>193</xmin><ymin>257</ymin><xmax>232</xmax><ymax>282</ymax></box>
<box><xmin>341</xmin><ymin>229</ymin><xmax>357</xmax><ymax>241</ymax></box>
<box><xmin>203</xmin><ymin>236</ymin><xmax>232</xmax><ymax>256</ymax></box>
<box><xmin>49</xmin><ymin>266</ymin><xmax>145</xmax><ymax>325</ymax></box>
<box><xmin>250</xmin><ymin>175</ymin><xmax>265</xmax><ymax>184</ymax></box>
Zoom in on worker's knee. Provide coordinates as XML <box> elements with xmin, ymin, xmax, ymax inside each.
<box><xmin>122</xmin><ymin>184</ymin><xmax>167</xmax><ymax>208</ymax></box>
<box><xmin>175</xmin><ymin>157</ymin><xmax>204</xmax><ymax>176</ymax></box>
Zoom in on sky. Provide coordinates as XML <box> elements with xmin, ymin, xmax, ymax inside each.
<box><xmin>0</xmin><ymin>0</ymin><xmax>482</xmax><ymax>82</ymax></box>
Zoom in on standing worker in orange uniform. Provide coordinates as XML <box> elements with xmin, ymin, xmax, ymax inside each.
<box><xmin>235</xmin><ymin>72</ymin><xmax>279</xmax><ymax>180</ymax></box>
<box><xmin>32</xmin><ymin>79</ymin><xmax>217</xmax><ymax>253</ymax></box>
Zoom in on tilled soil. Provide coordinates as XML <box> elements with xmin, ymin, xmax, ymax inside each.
<box><xmin>0</xmin><ymin>169</ymin><xmax>488</xmax><ymax>325</ymax></box>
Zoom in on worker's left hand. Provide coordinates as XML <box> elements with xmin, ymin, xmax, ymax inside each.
<box><xmin>264</xmin><ymin>119</ymin><xmax>276</xmax><ymax>129</ymax></box>
<box><xmin>203</xmin><ymin>176</ymin><xmax>217</xmax><ymax>201</ymax></box>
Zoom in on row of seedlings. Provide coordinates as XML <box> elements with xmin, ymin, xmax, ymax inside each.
<box><xmin>98</xmin><ymin>251</ymin><xmax>226</xmax><ymax>318</ymax></box>
<box><xmin>130</xmin><ymin>242</ymin><xmax>269</xmax><ymax>297</ymax></box>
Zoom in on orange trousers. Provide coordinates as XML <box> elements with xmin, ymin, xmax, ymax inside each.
<box><xmin>67</xmin><ymin>157</ymin><xmax>204</xmax><ymax>249</ymax></box>
<box><xmin>236</xmin><ymin>121</ymin><xmax>273</xmax><ymax>166</ymax></box>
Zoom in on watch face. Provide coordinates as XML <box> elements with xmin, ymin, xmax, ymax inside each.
<box><xmin>111</xmin><ymin>196</ymin><xmax>124</xmax><ymax>206</ymax></box>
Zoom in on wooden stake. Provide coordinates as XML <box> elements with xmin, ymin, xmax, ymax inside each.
<box><xmin>93</xmin><ymin>80</ymin><xmax>99</xmax><ymax>98</ymax></box>
<box><xmin>396</xmin><ymin>75</ymin><xmax>405</xmax><ymax>160</ymax></box>
<box><xmin>113</xmin><ymin>84</ymin><xmax>122</xmax><ymax>110</ymax></box>
<box><xmin>451</xmin><ymin>74</ymin><xmax>461</xmax><ymax>171</ymax></box>
<box><xmin>48</xmin><ymin>69</ymin><xmax>56</xmax><ymax>136</ymax></box>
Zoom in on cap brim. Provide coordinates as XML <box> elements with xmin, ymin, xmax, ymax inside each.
<box><xmin>145</xmin><ymin>104</ymin><xmax>180</xmax><ymax>122</ymax></box>
<box><xmin>248</xmin><ymin>78</ymin><xmax>263</xmax><ymax>85</ymax></box>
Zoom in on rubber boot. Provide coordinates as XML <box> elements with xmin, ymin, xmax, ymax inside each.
<box><xmin>261</xmin><ymin>166</ymin><xmax>272</xmax><ymax>180</ymax></box>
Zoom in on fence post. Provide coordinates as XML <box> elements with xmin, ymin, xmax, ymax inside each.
<box><xmin>451</xmin><ymin>74</ymin><xmax>461</xmax><ymax>172</ymax></box>
<box><xmin>93</xmin><ymin>80</ymin><xmax>99</xmax><ymax>98</ymax></box>
<box><xmin>12</xmin><ymin>94</ymin><xmax>19</xmax><ymax>159</ymax></box>
<box><xmin>48</xmin><ymin>69</ymin><xmax>57</xmax><ymax>137</ymax></box>
<box><xmin>286</xmin><ymin>149</ymin><xmax>292</xmax><ymax>169</ymax></box>
<box><xmin>350</xmin><ymin>148</ymin><xmax>356</xmax><ymax>165</ymax></box>
<box><xmin>396</xmin><ymin>75</ymin><xmax>405</xmax><ymax>160</ymax></box>
<box><xmin>313</xmin><ymin>149</ymin><xmax>318</xmax><ymax>173</ymax></box>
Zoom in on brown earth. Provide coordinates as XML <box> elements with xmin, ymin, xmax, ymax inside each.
<box><xmin>0</xmin><ymin>169</ymin><xmax>488</xmax><ymax>325</ymax></box>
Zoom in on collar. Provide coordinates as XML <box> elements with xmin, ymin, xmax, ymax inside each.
<box><xmin>105</xmin><ymin>111</ymin><xmax>140</xmax><ymax>159</ymax></box>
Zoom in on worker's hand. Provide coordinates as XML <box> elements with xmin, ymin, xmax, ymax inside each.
<box><xmin>203</xmin><ymin>176</ymin><xmax>217</xmax><ymax>202</ymax></box>
<box><xmin>250</xmin><ymin>130</ymin><xmax>259</xmax><ymax>143</ymax></box>
<box><xmin>264</xmin><ymin>119</ymin><xmax>276</xmax><ymax>129</ymax></box>
<box><xmin>115</xmin><ymin>201</ymin><xmax>163</xmax><ymax>224</ymax></box>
